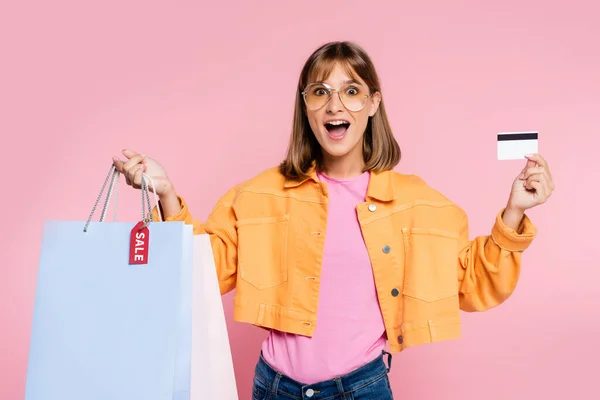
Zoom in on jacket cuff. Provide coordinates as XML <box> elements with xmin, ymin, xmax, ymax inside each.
<box><xmin>490</xmin><ymin>209</ymin><xmax>537</xmax><ymax>252</ymax></box>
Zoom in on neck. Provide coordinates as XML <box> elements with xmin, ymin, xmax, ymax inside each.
<box><xmin>321</xmin><ymin>152</ymin><xmax>365</xmax><ymax>179</ymax></box>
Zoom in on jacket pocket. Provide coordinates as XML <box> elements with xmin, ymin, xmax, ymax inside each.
<box><xmin>236</xmin><ymin>215</ymin><xmax>289</xmax><ymax>290</ymax></box>
<box><xmin>402</xmin><ymin>228</ymin><xmax>459</xmax><ymax>302</ymax></box>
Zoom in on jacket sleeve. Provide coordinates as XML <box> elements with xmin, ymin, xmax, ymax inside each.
<box><xmin>151</xmin><ymin>190</ymin><xmax>238</xmax><ymax>295</ymax></box>
<box><xmin>457</xmin><ymin>208</ymin><xmax>537</xmax><ymax>312</ymax></box>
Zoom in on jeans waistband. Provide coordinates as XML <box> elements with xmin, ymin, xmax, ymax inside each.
<box><xmin>254</xmin><ymin>350</ymin><xmax>392</xmax><ymax>399</ymax></box>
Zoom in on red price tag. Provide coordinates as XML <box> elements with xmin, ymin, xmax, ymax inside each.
<box><xmin>129</xmin><ymin>221</ymin><xmax>149</xmax><ymax>265</ymax></box>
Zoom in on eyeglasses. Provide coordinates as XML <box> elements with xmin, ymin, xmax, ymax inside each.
<box><xmin>301</xmin><ymin>82</ymin><xmax>371</xmax><ymax>112</ymax></box>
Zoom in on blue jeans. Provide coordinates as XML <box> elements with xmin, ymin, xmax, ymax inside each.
<box><xmin>252</xmin><ymin>351</ymin><xmax>394</xmax><ymax>400</ymax></box>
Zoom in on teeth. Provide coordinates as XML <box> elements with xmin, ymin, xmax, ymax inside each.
<box><xmin>326</xmin><ymin>120</ymin><xmax>349</xmax><ymax>126</ymax></box>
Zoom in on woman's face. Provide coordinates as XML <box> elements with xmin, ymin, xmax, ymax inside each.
<box><xmin>304</xmin><ymin>63</ymin><xmax>381</xmax><ymax>167</ymax></box>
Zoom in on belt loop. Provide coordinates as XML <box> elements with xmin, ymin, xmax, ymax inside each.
<box><xmin>271</xmin><ymin>371</ymin><xmax>282</xmax><ymax>396</ymax></box>
<box><xmin>335</xmin><ymin>377</ymin><xmax>347</xmax><ymax>400</ymax></box>
<box><xmin>383</xmin><ymin>350</ymin><xmax>392</xmax><ymax>373</ymax></box>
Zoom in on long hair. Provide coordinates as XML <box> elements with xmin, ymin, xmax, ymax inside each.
<box><xmin>279</xmin><ymin>41</ymin><xmax>401</xmax><ymax>181</ymax></box>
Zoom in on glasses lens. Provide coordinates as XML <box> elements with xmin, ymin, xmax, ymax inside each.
<box><xmin>340</xmin><ymin>85</ymin><xmax>368</xmax><ymax>112</ymax></box>
<box><xmin>304</xmin><ymin>84</ymin><xmax>330</xmax><ymax>110</ymax></box>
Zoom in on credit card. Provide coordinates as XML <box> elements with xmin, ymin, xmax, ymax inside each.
<box><xmin>497</xmin><ymin>131</ymin><xmax>538</xmax><ymax>160</ymax></box>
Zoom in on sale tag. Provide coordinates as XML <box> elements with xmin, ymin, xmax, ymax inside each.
<box><xmin>129</xmin><ymin>220</ymin><xmax>149</xmax><ymax>265</ymax></box>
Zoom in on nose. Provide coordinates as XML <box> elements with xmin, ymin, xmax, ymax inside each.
<box><xmin>326</xmin><ymin>91</ymin><xmax>343</xmax><ymax>113</ymax></box>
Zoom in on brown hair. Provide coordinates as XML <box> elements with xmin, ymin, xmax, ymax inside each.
<box><xmin>279</xmin><ymin>41</ymin><xmax>401</xmax><ymax>181</ymax></box>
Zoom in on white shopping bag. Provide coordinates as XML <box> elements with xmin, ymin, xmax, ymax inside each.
<box><xmin>191</xmin><ymin>234</ymin><xmax>239</xmax><ymax>400</ymax></box>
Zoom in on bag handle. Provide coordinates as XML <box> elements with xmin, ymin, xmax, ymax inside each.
<box><xmin>83</xmin><ymin>165</ymin><xmax>162</xmax><ymax>232</ymax></box>
<box><xmin>139</xmin><ymin>170</ymin><xmax>163</xmax><ymax>224</ymax></box>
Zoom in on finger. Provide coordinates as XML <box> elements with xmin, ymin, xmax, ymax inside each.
<box><xmin>525</xmin><ymin>153</ymin><xmax>548</xmax><ymax>168</ymax></box>
<box><xmin>517</xmin><ymin>159</ymin><xmax>536</xmax><ymax>181</ymax></box>
<box><xmin>124</xmin><ymin>165</ymin><xmax>135</xmax><ymax>186</ymax></box>
<box><xmin>132</xmin><ymin>164</ymin><xmax>145</xmax><ymax>188</ymax></box>
<box><xmin>523</xmin><ymin>173</ymin><xmax>542</xmax><ymax>190</ymax></box>
<box><xmin>525</xmin><ymin>159</ymin><xmax>537</xmax><ymax>170</ymax></box>
<box><xmin>520</xmin><ymin>166</ymin><xmax>545</xmax><ymax>180</ymax></box>
<box><xmin>122</xmin><ymin>149</ymin><xmax>141</xmax><ymax>160</ymax></box>
<box><xmin>525</xmin><ymin>174</ymin><xmax>553</xmax><ymax>199</ymax></box>
<box><xmin>541</xmin><ymin>174</ymin><xmax>555</xmax><ymax>198</ymax></box>
<box><xmin>126</xmin><ymin>164</ymin><xmax>143</xmax><ymax>187</ymax></box>
<box><xmin>112</xmin><ymin>157</ymin><xmax>125</xmax><ymax>173</ymax></box>
<box><xmin>519</xmin><ymin>158</ymin><xmax>536</xmax><ymax>175</ymax></box>
<box><xmin>536</xmin><ymin>167</ymin><xmax>555</xmax><ymax>192</ymax></box>
<box><xmin>535</xmin><ymin>168</ymin><xmax>555</xmax><ymax>191</ymax></box>
<box><xmin>123</xmin><ymin>155</ymin><xmax>145</xmax><ymax>175</ymax></box>
<box><xmin>536</xmin><ymin>174</ymin><xmax>552</xmax><ymax>198</ymax></box>
<box><xmin>528</xmin><ymin>181</ymin><xmax>546</xmax><ymax>201</ymax></box>
<box><xmin>526</xmin><ymin>153</ymin><xmax>555</xmax><ymax>185</ymax></box>
<box><xmin>525</xmin><ymin>153</ymin><xmax>552</xmax><ymax>179</ymax></box>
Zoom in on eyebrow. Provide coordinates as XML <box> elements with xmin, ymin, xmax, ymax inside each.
<box><xmin>316</xmin><ymin>79</ymin><xmax>363</xmax><ymax>86</ymax></box>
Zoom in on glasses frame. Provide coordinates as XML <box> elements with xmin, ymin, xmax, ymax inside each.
<box><xmin>301</xmin><ymin>82</ymin><xmax>373</xmax><ymax>112</ymax></box>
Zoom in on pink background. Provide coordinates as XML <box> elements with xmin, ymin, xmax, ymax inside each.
<box><xmin>1</xmin><ymin>1</ymin><xmax>598</xmax><ymax>399</ymax></box>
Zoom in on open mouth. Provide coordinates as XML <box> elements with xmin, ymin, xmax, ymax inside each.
<box><xmin>324</xmin><ymin>120</ymin><xmax>350</xmax><ymax>139</ymax></box>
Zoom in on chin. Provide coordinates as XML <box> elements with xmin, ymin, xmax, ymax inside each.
<box><xmin>322</xmin><ymin>147</ymin><xmax>353</xmax><ymax>158</ymax></box>
<box><xmin>319</xmin><ymin>129</ymin><xmax>361</xmax><ymax>158</ymax></box>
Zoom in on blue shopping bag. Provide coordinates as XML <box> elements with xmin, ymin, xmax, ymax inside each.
<box><xmin>25</xmin><ymin>166</ymin><xmax>193</xmax><ymax>400</ymax></box>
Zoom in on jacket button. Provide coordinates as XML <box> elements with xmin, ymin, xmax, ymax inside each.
<box><xmin>391</xmin><ymin>288</ymin><xmax>399</xmax><ymax>297</ymax></box>
<box><xmin>368</xmin><ymin>203</ymin><xmax>377</xmax><ymax>212</ymax></box>
<box><xmin>398</xmin><ymin>335</ymin><xmax>403</xmax><ymax>344</ymax></box>
<box><xmin>382</xmin><ymin>245</ymin><xmax>390</xmax><ymax>253</ymax></box>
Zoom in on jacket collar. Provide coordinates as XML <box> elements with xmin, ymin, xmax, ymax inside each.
<box><xmin>283</xmin><ymin>164</ymin><xmax>397</xmax><ymax>202</ymax></box>
<box><xmin>366</xmin><ymin>169</ymin><xmax>397</xmax><ymax>202</ymax></box>
<box><xmin>282</xmin><ymin>165</ymin><xmax>320</xmax><ymax>189</ymax></box>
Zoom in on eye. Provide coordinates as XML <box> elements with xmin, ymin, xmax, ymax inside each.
<box><xmin>345</xmin><ymin>86</ymin><xmax>360</xmax><ymax>96</ymax></box>
<box><xmin>314</xmin><ymin>87</ymin><xmax>328</xmax><ymax>96</ymax></box>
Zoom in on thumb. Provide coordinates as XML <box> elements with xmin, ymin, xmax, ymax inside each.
<box><xmin>121</xmin><ymin>149</ymin><xmax>139</xmax><ymax>159</ymax></box>
<box><xmin>525</xmin><ymin>158</ymin><xmax>537</xmax><ymax>169</ymax></box>
<box><xmin>518</xmin><ymin>159</ymin><xmax>536</xmax><ymax>179</ymax></box>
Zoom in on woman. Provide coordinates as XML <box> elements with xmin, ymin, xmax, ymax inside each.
<box><xmin>113</xmin><ymin>41</ymin><xmax>554</xmax><ymax>399</ymax></box>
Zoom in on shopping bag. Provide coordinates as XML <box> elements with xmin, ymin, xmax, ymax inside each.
<box><xmin>191</xmin><ymin>234</ymin><xmax>238</xmax><ymax>400</ymax></box>
<box><xmin>25</xmin><ymin>166</ymin><xmax>194</xmax><ymax>400</ymax></box>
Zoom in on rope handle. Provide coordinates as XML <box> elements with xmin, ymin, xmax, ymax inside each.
<box><xmin>83</xmin><ymin>165</ymin><xmax>162</xmax><ymax>232</ymax></box>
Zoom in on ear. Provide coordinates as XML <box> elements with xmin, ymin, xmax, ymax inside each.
<box><xmin>368</xmin><ymin>92</ymin><xmax>382</xmax><ymax>117</ymax></box>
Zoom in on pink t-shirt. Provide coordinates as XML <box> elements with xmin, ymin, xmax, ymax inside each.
<box><xmin>260</xmin><ymin>170</ymin><xmax>386</xmax><ymax>384</ymax></box>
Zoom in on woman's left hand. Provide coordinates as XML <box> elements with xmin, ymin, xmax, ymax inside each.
<box><xmin>501</xmin><ymin>154</ymin><xmax>554</xmax><ymax>231</ymax></box>
<box><xmin>507</xmin><ymin>153</ymin><xmax>555</xmax><ymax>212</ymax></box>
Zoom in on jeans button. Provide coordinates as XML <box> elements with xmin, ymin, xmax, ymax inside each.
<box><xmin>306</xmin><ymin>388</ymin><xmax>315</xmax><ymax>397</ymax></box>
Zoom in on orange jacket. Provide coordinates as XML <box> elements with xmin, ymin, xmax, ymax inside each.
<box><xmin>153</xmin><ymin>166</ymin><xmax>537</xmax><ymax>353</ymax></box>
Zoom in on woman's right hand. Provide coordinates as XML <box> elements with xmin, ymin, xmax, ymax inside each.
<box><xmin>113</xmin><ymin>149</ymin><xmax>182</xmax><ymax>218</ymax></box>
